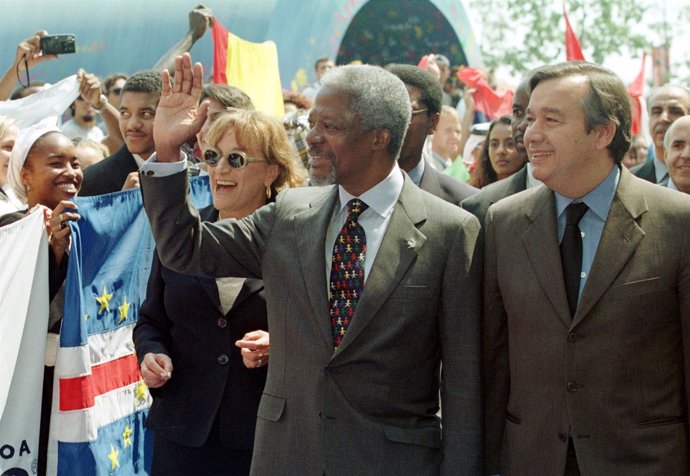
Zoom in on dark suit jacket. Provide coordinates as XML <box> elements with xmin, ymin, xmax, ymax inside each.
<box><xmin>140</xmin><ymin>170</ymin><xmax>483</xmax><ymax>476</ymax></box>
<box><xmin>133</xmin><ymin>206</ymin><xmax>268</xmax><ymax>449</ymax></box>
<box><xmin>630</xmin><ymin>158</ymin><xmax>657</xmax><ymax>183</ymax></box>
<box><xmin>79</xmin><ymin>145</ymin><xmax>139</xmax><ymax>196</ymax></box>
<box><xmin>461</xmin><ymin>166</ymin><xmax>528</xmax><ymax>226</ymax></box>
<box><xmin>483</xmin><ymin>167</ymin><xmax>690</xmax><ymax>475</ymax></box>
<box><xmin>419</xmin><ymin>159</ymin><xmax>478</xmax><ymax>205</ymax></box>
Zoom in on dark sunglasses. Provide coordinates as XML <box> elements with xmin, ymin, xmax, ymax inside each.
<box><xmin>203</xmin><ymin>147</ymin><xmax>267</xmax><ymax>168</ymax></box>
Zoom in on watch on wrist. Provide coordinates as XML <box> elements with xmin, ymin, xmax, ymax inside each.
<box><xmin>93</xmin><ymin>94</ymin><xmax>109</xmax><ymax>112</ymax></box>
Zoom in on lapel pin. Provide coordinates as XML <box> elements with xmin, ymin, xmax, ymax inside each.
<box><xmin>406</xmin><ymin>239</ymin><xmax>416</xmax><ymax>249</ymax></box>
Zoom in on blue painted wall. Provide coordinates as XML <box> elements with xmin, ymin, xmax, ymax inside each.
<box><xmin>1</xmin><ymin>0</ymin><xmax>480</xmax><ymax>90</ymax></box>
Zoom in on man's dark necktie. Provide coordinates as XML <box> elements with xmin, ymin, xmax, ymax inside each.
<box><xmin>560</xmin><ymin>202</ymin><xmax>589</xmax><ymax>317</ymax></box>
<box><xmin>329</xmin><ymin>199</ymin><xmax>368</xmax><ymax>348</ymax></box>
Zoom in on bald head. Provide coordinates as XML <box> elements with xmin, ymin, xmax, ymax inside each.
<box><xmin>648</xmin><ymin>84</ymin><xmax>690</xmax><ymax>160</ymax></box>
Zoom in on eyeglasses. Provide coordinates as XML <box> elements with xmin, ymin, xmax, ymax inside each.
<box><xmin>111</xmin><ymin>87</ymin><xmax>123</xmax><ymax>96</ymax></box>
<box><xmin>203</xmin><ymin>147</ymin><xmax>267</xmax><ymax>168</ymax></box>
<box><xmin>411</xmin><ymin>108</ymin><xmax>429</xmax><ymax>115</ymax></box>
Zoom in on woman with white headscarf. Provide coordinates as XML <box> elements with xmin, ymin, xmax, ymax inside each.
<box><xmin>0</xmin><ymin>120</ymin><xmax>82</xmax><ymax>474</ymax></box>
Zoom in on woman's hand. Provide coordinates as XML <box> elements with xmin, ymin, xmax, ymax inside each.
<box><xmin>45</xmin><ymin>200</ymin><xmax>80</xmax><ymax>266</ymax></box>
<box><xmin>236</xmin><ymin>330</ymin><xmax>270</xmax><ymax>369</ymax></box>
<box><xmin>154</xmin><ymin>53</ymin><xmax>208</xmax><ymax>162</ymax></box>
<box><xmin>140</xmin><ymin>352</ymin><xmax>173</xmax><ymax>388</ymax></box>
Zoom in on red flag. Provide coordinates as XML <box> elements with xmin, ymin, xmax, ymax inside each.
<box><xmin>564</xmin><ymin>5</ymin><xmax>585</xmax><ymax>61</ymax></box>
<box><xmin>627</xmin><ymin>53</ymin><xmax>647</xmax><ymax>135</ymax></box>
<box><xmin>456</xmin><ymin>67</ymin><xmax>513</xmax><ymax>120</ymax></box>
<box><xmin>211</xmin><ymin>19</ymin><xmax>229</xmax><ymax>83</ymax></box>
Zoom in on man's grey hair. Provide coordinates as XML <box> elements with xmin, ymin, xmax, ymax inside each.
<box><xmin>320</xmin><ymin>65</ymin><xmax>411</xmax><ymax>160</ymax></box>
<box><xmin>663</xmin><ymin>115</ymin><xmax>690</xmax><ymax>151</ymax></box>
<box><xmin>647</xmin><ymin>84</ymin><xmax>690</xmax><ymax>110</ymax></box>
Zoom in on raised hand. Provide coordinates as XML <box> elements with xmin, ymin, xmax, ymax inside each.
<box><xmin>154</xmin><ymin>53</ymin><xmax>208</xmax><ymax>162</ymax></box>
<box><xmin>189</xmin><ymin>4</ymin><xmax>214</xmax><ymax>41</ymax></box>
<box><xmin>15</xmin><ymin>30</ymin><xmax>58</xmax><ymax>73</ymax></box>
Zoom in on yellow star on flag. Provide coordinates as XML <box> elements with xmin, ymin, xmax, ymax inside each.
<box><xmin>134</xmin><ymin>378</ymin><xmax>148</xmax><ymax>404</ymax></box>
<box><xmin>96</xmin><ymin>287</ymin><xmax>113</xmax><ymax>313</ymax></box>
<box><xmin>107</xmin><ymin>444</ymin><xmax>119</xmax><ymax>470</ymax></box>
<box><xmin>122</xmin><ymin>425</ymin><xmax>133</xmax><ymax>448</ymax></box>
<box><xmin>118</xmin><ymin>296</ymin><xmax>130</xmax><ymax>323</ymax></box>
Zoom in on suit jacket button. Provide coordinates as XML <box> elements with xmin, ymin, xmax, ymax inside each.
<box><xmin>217</xmin><ymin>317</ymin><xmax>227</xmax><ymax>328</ymax></box>
<box><xmin>558</xmin><ymin>432</ymin><xmax>567</xmax><ymax>442</ymax></box>
<box><xmin>567</xmin><ymin>381</ymin><xmax>578</xmax><ymax>393</ymax></box>
<box><xmin>567</xmin><ymin>332</ymin><xmax>577</xmax><ymax>342</ymax></box>
<box><xmin>217</xmin><ymin>354</ymin><xmax>229</xmax><ymax>365</ymax></box>
<box><xmin>145</xmin><ymin>170</ymin><xmax>155</xmax><ymax>176</ymax></box>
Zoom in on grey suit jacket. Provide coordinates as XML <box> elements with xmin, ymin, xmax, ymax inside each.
<box><xmin>140</xmin><ymin>170</ymin><xmax>483</xmax><ymax>476</ymax></box>
<box><xmin>461</xmin><ymin>166</ymin><xmax>528</xmax><ymax>226</ymax></box>
<box><xmin>483</xmin><ymin>167</ymin><xmax>690</xmax><ymax>475</ymax></box>
<box><xmin>419</xmin><ymin>159</ymin><xmax>478</xmax><ymax>206</ymax></box>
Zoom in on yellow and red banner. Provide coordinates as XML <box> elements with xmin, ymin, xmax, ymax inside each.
<box><xmin>211</xmin><ymin>19</ymin><xmax>284</xmax><ymax>117</ymax></box>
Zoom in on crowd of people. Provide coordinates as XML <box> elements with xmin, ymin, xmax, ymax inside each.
<box><xmin>1</xmin><ymin>10</ymin><xmax>690</xmax><ymax>476</ymax></box>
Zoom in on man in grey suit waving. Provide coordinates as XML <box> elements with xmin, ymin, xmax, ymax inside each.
<box><xmin>140</xmin><ymin>54</ymin><xmax>482</xmax><ymax>475</ymax></box>
<box><xmin>484</xmin><ymin>62</ymin><xmax>690</xmax><ymax>475</ymax></box>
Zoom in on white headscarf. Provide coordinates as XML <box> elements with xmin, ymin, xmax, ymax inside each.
<box><xmin>7</xmin><ymin>119</ymin><xmax>62</xmax><ymax>205</ymax></box>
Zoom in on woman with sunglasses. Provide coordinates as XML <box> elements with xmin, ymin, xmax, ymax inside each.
<box><xmin>134</xmin><ymin>108</ymin><xmax>305</xmax><ymax>475</ymax></box>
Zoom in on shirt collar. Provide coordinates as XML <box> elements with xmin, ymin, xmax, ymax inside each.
<box><xmin>653</xmin><ymin>156</ymin><xmax>669</xmax><ymax>183</ymax></box>
<box><xmin>526</xmin><ymin>163</ymin><xmax>543</xmax><ymax>189</ymax></box>
<box><xmin>337</xmin><ymin>163</ymin><xmax>403</xmax><ymax>218</ymax></box>
<box><xmin>407</xmin><ymin>156</ymin><xmax>425</xmax><ymax>187</ymax></box>
<box><xmin>555</xmin><ymin>165</ymin><xmax>620</xmax><ymax>221</ymax></box>
<box><xmin>668</xmin><ymin>178</ymin><xmax>679</xmax><ymax>191</ymax></box>
<box><xmin>132</xmin><ymin>154</ymin><xmax>147</xmax><ymax>169</ymax></box>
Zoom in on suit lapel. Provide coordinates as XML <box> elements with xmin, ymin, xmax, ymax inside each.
<box><xmin>522</xmin><ymin>187</ymin><xmax>572</xmax><ymax>327</ymax></box>
<box><xmin>294</xmin><ymin>187</ymin><xmax>339</xmax><ymax>351</ymax></box>
<box><xmin>335</xmin><ymin>178</ymin><xmax>427</xmax><ymax>356</ymax></box>
<box><xmin>231</xmin><ymin>278</ymin><xmax>264</xmax><ymax>312</ymax></box>
<box><xmin>573</xmin><ymin>170</ymin><xmax>647</xmax><ymax>326</ymax></box>
<box><xmin>194</xmin><ymin>206</ymin><xmax>223</xmax><ymax>311</ymax></box>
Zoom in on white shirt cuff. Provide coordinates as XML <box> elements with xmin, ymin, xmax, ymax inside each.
<box><xmin>140</xmin><ymin>151</ymin><xmax>187</xmax><ymax>177</ymax></box>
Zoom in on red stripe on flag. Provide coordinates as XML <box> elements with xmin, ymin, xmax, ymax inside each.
<box><xmin>59</xmin><ymin>353</ymin><xmax>140</xmax><ymax>411</ymax></box>
<box><xmin>211</xmin><ymin>18</ymin><xmax>229</xmax><ymax>84</ymax></box>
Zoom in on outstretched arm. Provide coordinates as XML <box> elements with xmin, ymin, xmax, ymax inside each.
<box><xmin>0</xmin><ymin>31</ymin><xmax>58</xmax><ymax>101</ymax></box>
<box><xmin>152</xmin><ymin>5</ymin><xmax>214</xmax><ymax>76</ymax></box>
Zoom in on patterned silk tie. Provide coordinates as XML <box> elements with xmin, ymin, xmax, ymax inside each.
<box><xmin>560</xmin><ymin>202</ymin><xmax>589</xmax><ymax>317</ymax></box>
<box><xmin>329</xmin><ymin>199</ymin><xmax>369</xmax><ymax>348</ymax></box>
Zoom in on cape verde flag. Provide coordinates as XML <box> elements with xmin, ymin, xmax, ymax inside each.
<box><xmin>48</xmin><ymin>176</ymin><xmax>211</xmax><ymax>475</ymax></box>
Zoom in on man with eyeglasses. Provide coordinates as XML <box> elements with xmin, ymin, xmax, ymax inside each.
<box><xmin>386</xmin><ymin>63</ymin><xmax>477</xmax><ymax>205</ymax></box>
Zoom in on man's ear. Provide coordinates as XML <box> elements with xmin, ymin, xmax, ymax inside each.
<box><xmin>594</xmin><ymin>122</ymin><xmax>616</xmax><ymax>151</ymax></box>
<box><xmin>427</xmin><ymin>112</ymin><xmax>440</xmax><ymax>135</ymax></box>
<box><xmin>371</xmin><ymin>129</ymin><xmax>392</xmax><ymax>150</ymax></box>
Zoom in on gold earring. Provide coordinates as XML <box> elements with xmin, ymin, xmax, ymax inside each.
<box><xmin>25</xmin><ymin>184</ymin><xmax>32</xmax><ymax>192</ymax></box>
<box><xmin>266</xmin><ymin>186</ymin><xmax>272</xmax><ymax>200</ymax></box>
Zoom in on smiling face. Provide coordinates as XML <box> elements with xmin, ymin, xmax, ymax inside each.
<box><xmin>208</xmin><ymin>128</ymin><xmax>278</xmax><ymax>219</ymax></box>
<box><xmin>665</xmin><ymin>116</ymin><xmax>690</xmax><ymax>193</ymax></box>
<box><xmin>119</xmin><ymin>91</ymin><xmax>158</xmax><ymax>158</ymax></box>
<box><xmin>307</xmin><ymin>86</ymin><xmax>379</xmax><ymax>194</ymax></box>
<box><xmin>524</xmin><ymin>74</ymin><xmax>614</xmax><ymax>198</ymax></box>
<box><xmin>488</xmin><ymin>122</ymin><xmax>523</xmax><ymax>180</ymax></box>
<box><xmin>21</xmin><ymin>132</ymin><xmax>82</xmax><ymax>209</ymax></box>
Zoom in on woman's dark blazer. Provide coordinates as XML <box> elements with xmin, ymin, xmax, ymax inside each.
<box><xmin>133</xmin><ymin>206</ymin><xmax>268</xmax><ymax>450</ymax></box>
